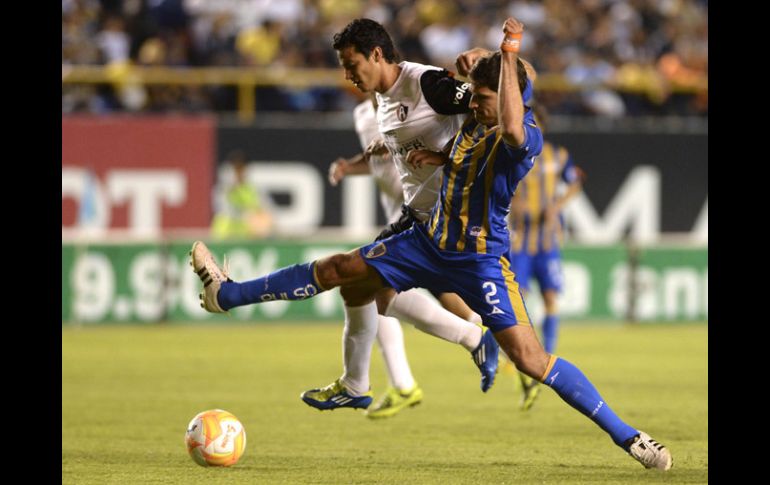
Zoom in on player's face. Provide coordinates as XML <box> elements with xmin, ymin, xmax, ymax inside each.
<box><xmin>337</xmin><ymin>46</ymin><xmax>379</xmax><ymax>93</ymax></box>
<box><xmin>469</xmin><ymin>85</ymin><xmax>498</xmax><ymax>126</ymax></box>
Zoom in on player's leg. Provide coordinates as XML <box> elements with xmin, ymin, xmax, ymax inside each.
<box><xmin>366</xmin><ymin>315</ymin><xmax>423</xmax><ymax>419</ymax></box>
<box><xmin>301</xmin><ymin>266</ymin><xmax>384</xmax><ymax>411</ymax></box>
<box><xmin>541</xmin><ymin>289</ymin><xmax>559</xmax><ymax>353</ymax></box>
<box><xmin>190</xmin><ymin>241</ymin><xmax>369</xmax><ymax>313</ymax></box>
<box><xmin>518</xmin><ymin>253</ymin><xmax>562</xmax><ymax>408</ymax></box>
<box><xmin>374</xmin><ymin>315</ymin><xmax>416</xmax><ymax>391</ymax></box>
<box><xmin>455</xmin><ymin>255</ymin><xmax>673</xmax><ymax>470</ymax></box>
<box><xmin>495</xmin><ymin>325</ymin><xmax>671</xmax><ymax>468</ymax></box>
<box><xmin>384</xmin><ymin>289</ymin><xmax>482</xmax><ymax>352</ymax></box>
<box><xmin>301</xmin><ymin>231</ymin><xmax>419</xmax><ymax>412</ymax></box>
<box><xmin>436</xmin><ymin>291</ymin><xmax>481</xmax><ymax>323</ymax></box>
<box><xmin>535</xmin><ymin>250</ymin><xmax>564</xmax><ymax>354</ymax></box>
<box><xmin>508</xmin><ymin>250</ymin><xmax>539</xmax><ymax>406</ymax></box>
<box><xmin>381</xmin><ymin>288</ymin><xmax>498</xmax><ymax>392</ymax></box>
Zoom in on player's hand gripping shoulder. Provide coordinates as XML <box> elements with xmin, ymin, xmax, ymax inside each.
<box><xmin>455</xmin><ymin>47</ymin><xmax>536</xmax><ymax>81</ymax></box>
<box><xmin>455</xmin><ymin>47</ymin><xmax>492</xmax><ymax>77</ymax></box>
<box><xmin>406</xmin><ymin>149</ymin><xmax>449</xmax><ymax>170</ymax></box>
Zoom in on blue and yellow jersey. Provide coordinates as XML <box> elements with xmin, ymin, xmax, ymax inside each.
<box><xmin>511</xmin><ymin>141</ymin><xmax>579</xmax><ymax>254</ymax></box>
<box><xmin>425</xmin><ymin>110</ymin><xmax>543</xmax><ymax>257</ymax></box>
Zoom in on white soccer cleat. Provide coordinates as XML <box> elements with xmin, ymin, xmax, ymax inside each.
<box><xmin>628</xmin><ymin>431</ymin><xmax>673</xmax><ymax>471</ymax></box>
<box><xmin>190</xmin><ymin>241</ymin><xmax>230</xmax><ymax>313</ymax></box>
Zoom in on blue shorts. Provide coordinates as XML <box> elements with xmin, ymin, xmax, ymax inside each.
<box><xmin>510</xmin><ymin>249</ymin><xmax>563</xmax><ymax>293</ymax></box>
<box><xmin>361</xmin><ymin>226</ymin><xmax>532</xmax><ymax>332</ymax></box>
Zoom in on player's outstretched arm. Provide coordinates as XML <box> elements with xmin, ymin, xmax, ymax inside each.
<box><xmin>328</xmin><ymin>154</ymin><xmax>372</xmax><ymax>186</ymax></box>
<box><xmin>499</xmin><ymin>18</ymin><xmax>526</xmax><ymax>147</ymax></box>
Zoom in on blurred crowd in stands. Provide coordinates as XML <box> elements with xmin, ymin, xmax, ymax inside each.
<box><xmin>62</xmin><ymin>0</ymin><xmax>707</xmax><ymax>117</ymax></box>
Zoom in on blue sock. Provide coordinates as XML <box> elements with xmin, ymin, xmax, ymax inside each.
<box><xmin>543</xmin><ymin>357</ymin><xmax>638</xmax><ymax>449</ymax></box>
<box><xmin>542</xmin><ymin>314</ymin><xmax>558</xmax><ymax>353</ymax></box>
<box><xmin>217</xmin><ymin>262</ymin><xmax>325</xmax><ymax>310</ymax></box>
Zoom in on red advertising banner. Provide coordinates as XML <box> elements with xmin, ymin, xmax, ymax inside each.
<box><xmin>62</xmin><ymin>116</ymin><xmax>215</xmax><ymax>234</ymax></box>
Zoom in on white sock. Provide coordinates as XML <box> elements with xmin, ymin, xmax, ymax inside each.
<box><xmin>386</xmin><ymin>289</ymin><xmax>482</xmax><ymax>352</ymax></box>
<box><xmin>376</xmin><ymin>315</ymin><xmax>415</xmax><ymax>391</ymax></box>
<box><xmin>340</xmin><ymin>302</ymin><xmax>378</xmax><ymax>396</ymax></box>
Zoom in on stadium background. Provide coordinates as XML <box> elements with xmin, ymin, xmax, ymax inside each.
<box><xmin>61</xmin><ymin>1</ymin><xmax>707</xmax><ymax>482</ymax></box>
<box><xmin>62</xmin><ymin>0</ymin><xmax>707</xmax><ymax>326</ymax></box>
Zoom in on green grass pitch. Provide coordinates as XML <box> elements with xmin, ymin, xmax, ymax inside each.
<box><xmin>62</xmin><ymin>322</ymin><xmax>707</xmax><ymax>484</ymax></box>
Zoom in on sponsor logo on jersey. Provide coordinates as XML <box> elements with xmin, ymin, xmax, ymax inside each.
<box><xmin>453</xmin><ymin>82</ymin><xmax>471</xmax><ymax>105</ymax></box>
<box><xmin>393</xmin><ymin>137</ymin><xmax>428</xmax><ymax>157</ymax></box>
<box><xmin>365</xmin><ymin>242</ymin><xmax>387</xmax><ymax>259</ymax></box>
<box><xmin>397</xmin><ymin>104</ymin><xmax>409</xmax><ymax>121</ymax></box>
<box><xmin>469</xmin><ymin>226</ymin><xmax>482</xmax><ymax>237</ymax></box>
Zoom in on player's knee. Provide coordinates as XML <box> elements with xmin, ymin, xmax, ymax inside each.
<box><xmin>316</xmin><ymin>252</ymin><xmax>365</xmax><ymax>287</ymax></box>
<box><xmin>314</xmin><ymin>254</ymin><xmax>349</xmax><ymax>287</ymax></box>
<box><xmin>505</xmin><ymin>341</ymin><xmax>548</xmax><ymax>378</ymax></box>
<box><xmin>340</xmin><ymin>285</ymin><xmax>376</xmax><ymax>307</ymax></box>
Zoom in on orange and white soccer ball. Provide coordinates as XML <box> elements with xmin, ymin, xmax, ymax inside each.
<box><xmin>185</xmin><ymin>409</ymin><xmax>246</xmax><ymax>467</ymax></box>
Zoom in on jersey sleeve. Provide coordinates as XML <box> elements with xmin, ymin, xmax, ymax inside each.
<box><xmin>500</xmin><ymin>120</ymin><xmax>544</xmax><ymax>170</ymax></box>
<box><xmin>419</xmin><ymin>69</ymin><xmax>472</xmax><ymax>115</ymax></box>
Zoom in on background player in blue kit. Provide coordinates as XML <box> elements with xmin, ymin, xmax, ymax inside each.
<box><xmin>190</xmin><ymin>17</ymin><xmax>673</xmax><ymax>471</ymax></box>
<box><xmin>509</xmin><ymin>103</ymin><xmax>585</xmax><ymax>410</ymax></box>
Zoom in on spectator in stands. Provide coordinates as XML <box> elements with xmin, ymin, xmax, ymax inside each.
<box><xmin>61</xmin><ymin>0</ymin><xmax>708</xmax><ymax>116</ymax></box>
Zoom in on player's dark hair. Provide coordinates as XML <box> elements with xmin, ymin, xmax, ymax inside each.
<box><xmin>333</xmin><ymin>18</ymin><xmax>400</xmax><ymax>63</ymax></box>
<box><xmin>469</xmin><ymin>52</ymin><xmax>527</xmax><ymax>94</ymax></box>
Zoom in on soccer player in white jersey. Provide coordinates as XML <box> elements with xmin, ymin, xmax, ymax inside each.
<box><xmin>307</xmin><ymin>18</ymin><xmax>518</xmax><ymax>413</ymax></box>
<box><xmin>328</xmin><ymin>92</ymin><xmax>498</xmax><ymax>418</ymax></box>
<box><xmin>328</xmin><ymin>96</ymin><xmax>424</xmax><ymax>418</ymax></box>
<box><xmin>308</xmin><ymin>19</ymin><xmax>539</xmax><ymax>415</ymax></box>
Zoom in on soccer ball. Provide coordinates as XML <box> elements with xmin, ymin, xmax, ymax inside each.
<box><xmin>184</xmin><ymin>409</ymin><xmax>246</xmax><ymax>467</ymax></box>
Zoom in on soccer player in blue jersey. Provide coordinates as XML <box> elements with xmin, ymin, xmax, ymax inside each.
<box><xmin>322</xmin><ymin>21</ymin><xmax>538</xmax><ymax>417</ymax></box>
<box><xmin>509</xmin><ymin>103</ymin><xmax>585</xmax><ymax>410</ymax></box>
<box><xmin>327</xmin><ymin>18</ymin><xmax>508</xmax><ymax>411</ymax></box>
<box><xmin>328</xmin><ymin>95</ymin><xmax>427</xmax><ymax>418</ymax></box>
<box><xmin>323</xmin><ymin>20</ymin><xmax>541</xmax><ymax>417</ymax></box>
<box><xmin>190</xmin><ymin>17</ymin><xmax>672</xmax><ymax>470</ymax></box>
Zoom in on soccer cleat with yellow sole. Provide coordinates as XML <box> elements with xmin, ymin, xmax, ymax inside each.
<box><xmin>301</xmin><ymin>379</ymin><xmax>373</xmax><ymax>411</ymax></box>
<box><xmin>519</xmin><ymin>372</ymin><xmax>541</xmax><ymax>411</ymax></box>
<box><xmin>365</xmin><ymin>384</ymin><xmax>424</xmax><ymax>419</ymax></box>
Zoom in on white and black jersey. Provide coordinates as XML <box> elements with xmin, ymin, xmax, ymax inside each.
<box><xmin>375</xmin><ymin>61</ymin><xmax>472</xmax><ymax>221</ymax></box>
<box><xmin>353</xmin><ymin>100</ymin><xmax>404</xmax><ymax>224</ymax></box>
